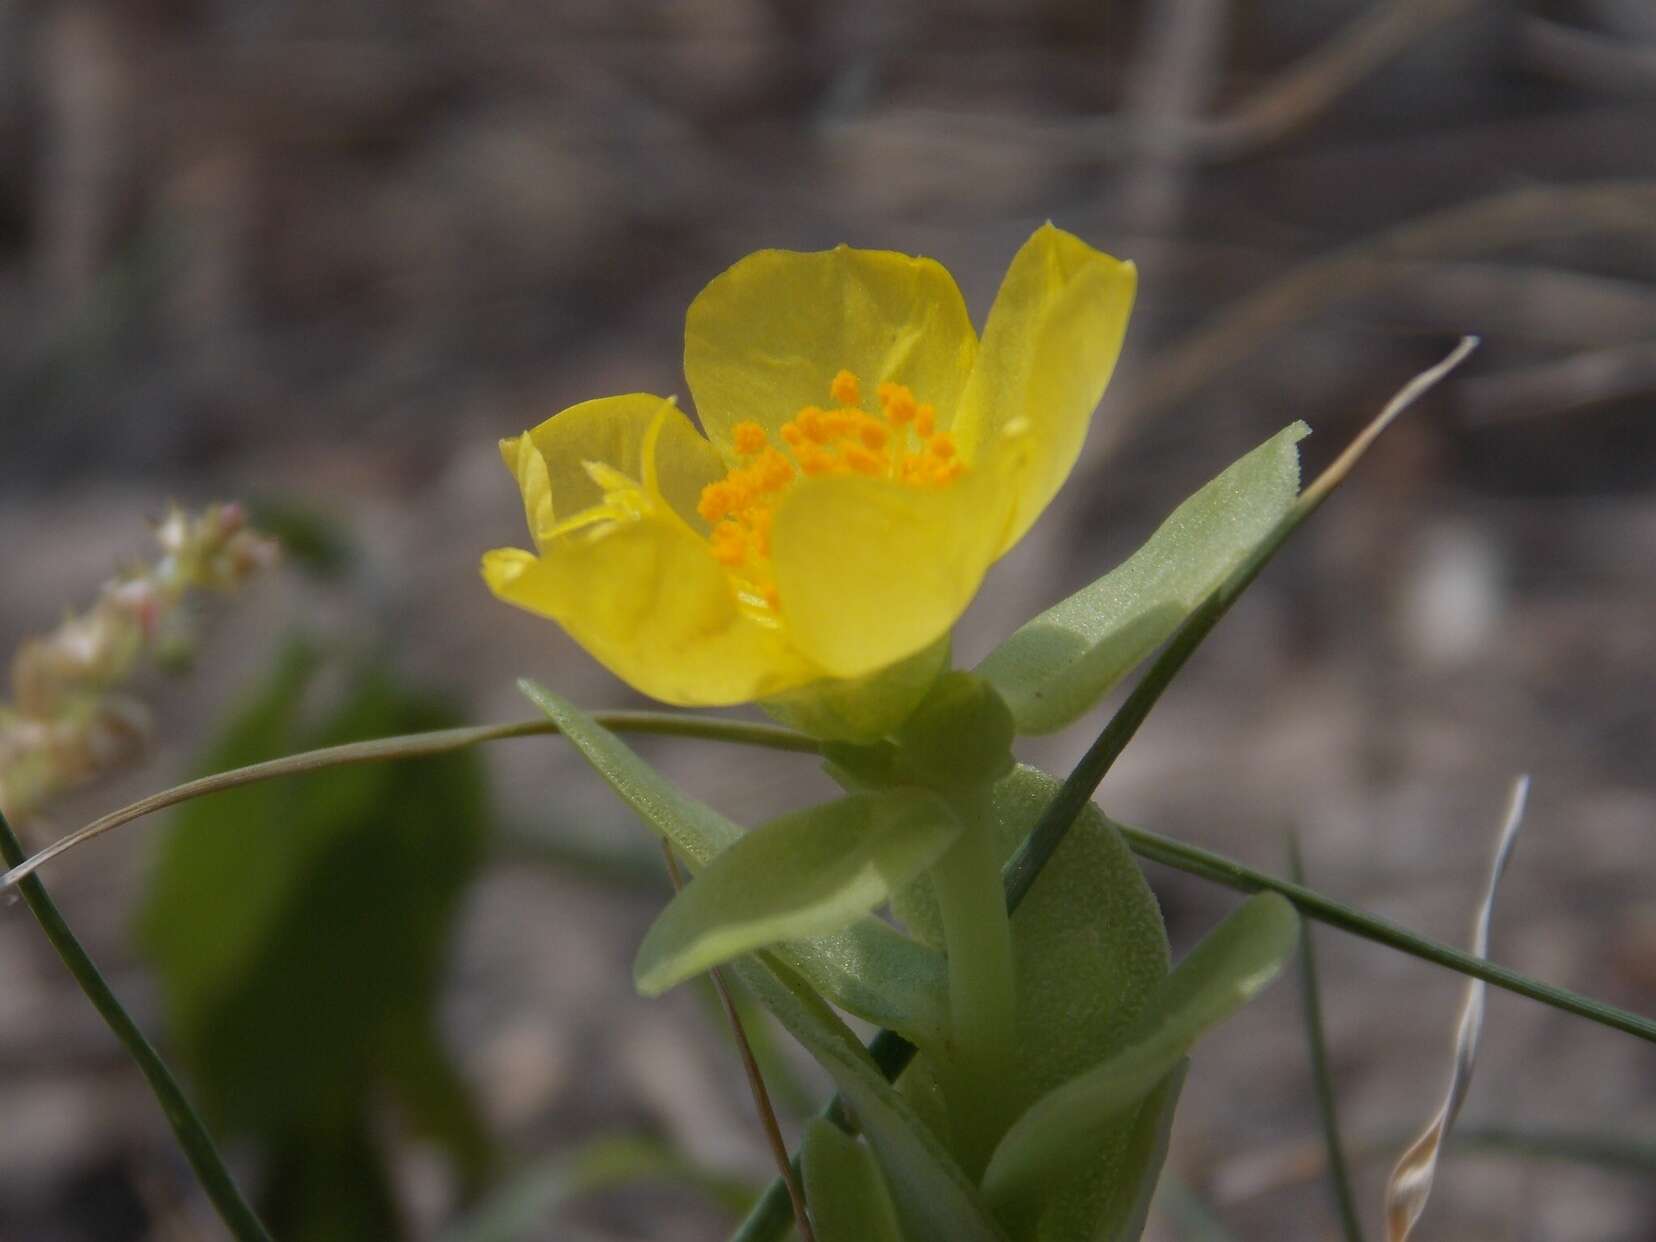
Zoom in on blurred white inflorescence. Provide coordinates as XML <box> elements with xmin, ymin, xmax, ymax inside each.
<box><xmin>0</xmin><ymin>502</ymin><xmax>278</xmax><ymax>822</ymax></box>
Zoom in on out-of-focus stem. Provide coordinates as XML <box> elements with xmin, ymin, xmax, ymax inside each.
<box><xmin>0</xmin><ymin>807</ymin><xmax>273</xmax><ymax>1242</ymax></box>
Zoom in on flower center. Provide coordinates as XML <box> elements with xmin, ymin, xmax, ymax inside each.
<box><xmin>696</xmin><ymin>369</ymin><xmax>965</xmax><ymax>614</ymax></box>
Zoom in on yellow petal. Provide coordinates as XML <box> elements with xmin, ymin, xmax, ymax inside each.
<box><xmin>953</xmin><ymin>224</ymin><xmax>1136</xmax><ymax>554</ymax></box>
<box><xmin>684</xmin><ymin>246</ymin><xmax>978</xmax><ymax>459</ymax></box>
<box><xmin>504</xmin><ymin>394</ymin><xmax>726</xmax><ymax>529</ymax></box>
<box><xmin>768</xmin><ymin>458</ymin><xmax>1020</xmax><ymax>680</ymax></box>
<box><xmin>482</xmin><ymin>518</ymin><xmax>820</xmax><ymax>706</ymax></box>
<box><xmin>502</xmin><ymin>429</ymin><xmax>556</xmax><ymax>550</ymax></box>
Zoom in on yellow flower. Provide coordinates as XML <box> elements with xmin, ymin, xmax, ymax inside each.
<box><xmin>483</xmin><ymin>224</ymin><xmax>1135</xmax><ymax>711</ymax></box>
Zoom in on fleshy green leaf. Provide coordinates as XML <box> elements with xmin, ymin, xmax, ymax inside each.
<box><xmin>981</xmin><ymin>893</ymin><xmax>1299</xmax><ymax>1210</ymax></box>
<box><xmin>1094</xmin><ymin>1063</ymin><xmax>1188</xmax><ymax>1242</ymax></box>
<box><xmin>733</xmin><ymin>955</ymin><xmax>1010</xmax><ymax>1242</ymax></box>
<box><xmin>893</xmin><ymin>765</ymin><xmax>1171</xmax><ymax>1241</ymax></box>
<box><xmin>801</xmin><ymin>1119</ymin><xmax>908</xmax><ymax>1242</ymax></box>
<box><xmin>520</xmin><ymin>680</ymin><xmax>951</xmax><ymax>1045</ymax></box>
<box><xmin>635</xmin><ymin>789</ymin><xmax>961</xmax><ymax>996</ymax></box>
<box><xmin>977</xmin><ymin>423</ymin><xmax>1309</xmax><ymax>735</ymax></box>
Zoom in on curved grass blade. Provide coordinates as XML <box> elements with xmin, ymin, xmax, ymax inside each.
<box><xmin>0</xmin><ymin>711</ymin><xmax>817</xmax><ymax>892</ymax></box>
<box><xmin>1384</xmin><ymin>775</ymin><xmax>1530</xmax><ymax>1241</ymax></box>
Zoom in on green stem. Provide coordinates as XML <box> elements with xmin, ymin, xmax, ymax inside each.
<box><xmin>0</xmin><ymin>808</ymin><xmax>274</xmax><ymax>1242</ymax></box>
<box><xmin>0</xmin><ymin>712</ymin><xmax>819</xmax><ymax>892</ymax></box>
<box><xmin>1288</xmin><ymin>832</ymin><xmax>1365</xmax><ymax>1242</ymax></box>
<box><xmin>928</xmin><ymin>803</ymin><xmax>1019</xmax><ymax>1176</ymax></box>
<box><xmin>1118</xmin><ymin>821</ymin><xmax>1656</xmax><ymax>1044</ymax></box>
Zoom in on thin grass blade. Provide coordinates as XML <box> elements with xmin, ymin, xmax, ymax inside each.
<box><xmin>0</xmin><ymin>712</ymin><xmax>816</xmax><ymax>892</ymax></box>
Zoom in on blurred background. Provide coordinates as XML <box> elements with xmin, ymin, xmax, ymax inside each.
<box><xmin>2</xmin><ymin>1</ymin><xmax>1654</xmax><ymax>1238</ymax></box>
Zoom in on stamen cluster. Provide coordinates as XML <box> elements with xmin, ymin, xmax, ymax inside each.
<box><xmin>694</xmin><ymin>370</ymin><xmax>965</xmax><ymax>613</ymax></box>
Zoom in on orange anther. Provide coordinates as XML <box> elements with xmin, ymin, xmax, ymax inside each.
<box><xmin>798</xmin><ymin>444</ymin><xmax>835</xmax><ymax>475</ymax></box>
<box><xmin>780</xmin><ymin>422</ymin><xmax>805</xmax><ymax>448</ymax></box>
<box><xmin>844</xmin><ymin>445</ymin><xmax>883</xmax><ymax>475</ymax></box>
<box><xmin>859</xmin><ymin>420</ymin><xmax>890</xmax><ymax>451</ymax></box>
<box><xmin>915</xmin><ymin>404</ymin><xmax>936</xmax><ymax>437</ymax></box>
<box><xmin>799</xmin><ymin>407</ymin><xmax>830</xmax><ymax>444</ymax></box>
<box><xmin>710</xmin><ymin>522</ymin><xmax>747</xmax><ymax>565</ymax></box>
<box><xmin>929</xmin><ymin>434</ymin><xmax>956</xmax><ymax>459</ymax></box>
<box><xmin>829</xmin><ymin>369</ymin><xmax>861</xmax><ymax>407</ymax></box>
<box><xmin>757</xmin><ymin>449</ymin><xmax>795</xmax><ymax>491</ymax></box>
<box><xmin>732</xmin><ymin>421</ymin><xmax>768</xmax><ymax>455</ymax></box>
<box><xmin>698</xmin><ymin>481</ymin><xmax>735</xmax><ymax>523</ymax></box>
<box><xmin>878</xmin><ymin>382</ymin><xmax>916</xmax><ymax>424</ymax></box>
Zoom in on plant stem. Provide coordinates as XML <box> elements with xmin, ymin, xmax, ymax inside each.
<box><xmin>927</xmin><ymin>803</ymin><xmax>1019</xmax><ymax>1176</ymax></box>
<box><xmin>1119</xmin><ymin>821</ymin><xmax>1656</xmax><ymax>1045</ymax></box>
<box><xmin>0</xmin><ymin>712</ymin><xmax>819</xmax><ymax>892</ymax></box>
<box><xmin>0</xmin><ymin>808</ymin><xmax>274</xmax><ymax>1242</ymax></box>
<box><xmin>1288</xmin><ymin>832</ymin><xmax>1365</xmax><ymax>1242</ymax></box>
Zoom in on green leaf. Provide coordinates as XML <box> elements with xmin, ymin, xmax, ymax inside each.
<box><xmin>892</xmin><ymin>765</ymin><xmax>1170</xmax><ymax>1242</ymax></box>
<box><xmin>635</xmin><ymin>789</ymin><xmax>961</xmax><ymax>996</ymax></box>
<box><xmin>732</xmin><ymin>955</ymin><xmax>1010</xmax><ymax>1242</ymax></box>
<box><xmin>977</xmin><ymin>423</ymin><xmax>1309</xmax><ymax>735</ymax></box>
<box><xmin>520</xmin><ymin>681</ymin><xmax>951</xmax><ymax>1045</ymax></box>
<box><xmin>138</xmin><ymin>640</ymin><xmax>493</xmax><ymax>1236</ymax></box>
<box><xmin>518</xmin><ymin>678</ymin><xmax>741</xmax><ymax>863</ymax></box>
<box><xmin>981</xmin><ymin>894</ymin><xmax>1299</xmax><ymax>1211</ymax></box>
<box><xmin>1095</xmin><ymin>1063</ymin><xmax>1188</xmax><ymax>1242</ymax></box>
<box><xmin>801</xmin><ymin>1119</ymin><xmax>908</xmax><ymax>1242</ymax></box>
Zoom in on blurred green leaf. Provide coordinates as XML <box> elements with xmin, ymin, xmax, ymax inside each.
<box><xmin>982</xmin><ymin>895</ymin><xmax>1297</xmax><ymax>1211</ymax></box>
<box><xmin>636</xmin><ymin>790</ymin><xmax>960</xmax><ymax>996</ymax></box>
<box><xmin>977</xmin><ymin>424</ymin><xmax>1308</xmax><ymax>735</ymax></box>
<box><xmin>893</xmin><ymin>765</ymin><xmax>1171</xmax><ymax>1242</ymax></box>
<box><xmin>520</xmin><ymin>681</ymin><xmax>950</xmax><ymax>1045</ymax></box>
<box><xmin>138</xmin><ymin>639</ymin><xmax>492</xmax><ymax>1240</ymax></box>
<box><xmin>733</xmin><ymin>955</ymin><xmax>1008</xmax><ymax>1242</ymax></box>
<box><xmin>801</xmin><ymin>1118</ymin><xmax>908</xmax><ymax>1242</ymax></box>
